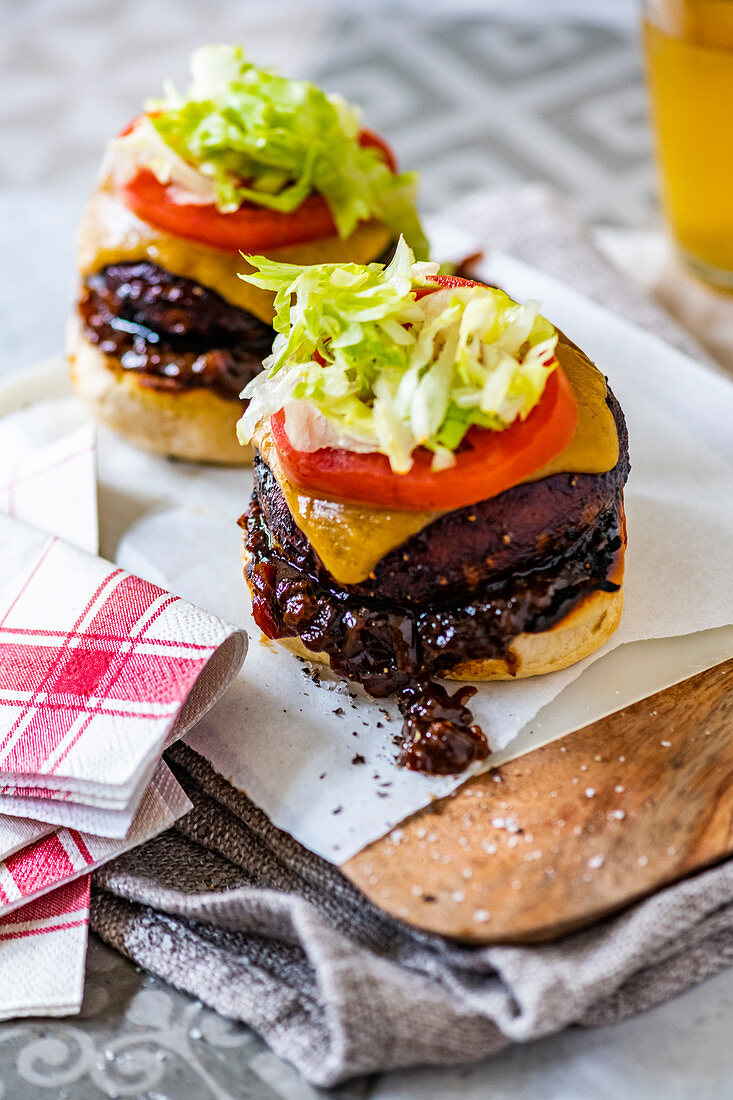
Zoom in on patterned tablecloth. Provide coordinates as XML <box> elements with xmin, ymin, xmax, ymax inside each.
<box><xmin>1</xmin><ymin>3</ymin><xmax>732</xmax><ymax>1097</ymax></box>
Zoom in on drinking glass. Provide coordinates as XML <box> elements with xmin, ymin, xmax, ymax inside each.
<box><xmin>642</xmin><ymin>0</ymin><xmax>733</xmax><ymax>288</ymax></box>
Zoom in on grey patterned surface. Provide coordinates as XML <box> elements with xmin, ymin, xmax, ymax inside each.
<box><xmin>0</xmin><ymin>937</ymin><xmax>369</xmax><ymax>1099</ymax></box>
<box><xmin>314</xmin><ymin>12</ymin><xmax>654</xmax><ymax>227</ymax></box>
<box><xmin>2</xmin><ymin>3</ymin><xmax>732</xmax><ymax>1097</ymax></box>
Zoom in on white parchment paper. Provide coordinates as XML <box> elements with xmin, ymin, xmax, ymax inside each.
<box><xmin>2</xmin><ymin>253</ymin><xmax>732</xmax><ymax>862</ymax></box>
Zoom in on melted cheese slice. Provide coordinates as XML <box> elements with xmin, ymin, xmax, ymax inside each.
<box><xmin>77</xmin><ymin>177</ymin><xmax>393</xmax><ymax>324</ymax></box>
<box><xmin>524</xmin><ymin>335</ymin><xmax>618</xmax><ymax>481</ymax></box>
<box><xmin>257</xmin><ymin>335</ymin><xmax>619</xmax><ymax>585</ymax></box>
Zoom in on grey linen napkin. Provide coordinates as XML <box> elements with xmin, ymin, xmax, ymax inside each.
<box><xmin>90</xmin><ymin>187</ymin><xmax>733</xmax><ymax>1087</ymax></box>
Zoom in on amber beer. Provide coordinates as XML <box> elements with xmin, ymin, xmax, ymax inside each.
<box><xmin>643</xmin><ymin>0</ymin><xmax>733</xmax><ymax>285</ymax></box>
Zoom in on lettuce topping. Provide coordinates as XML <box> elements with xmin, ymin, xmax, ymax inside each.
<box><xmin>237</xmin><ymin>239</ymin><xmax>559</xmax><ymax>473</ymax></box>
<box><xmin>129</xmin><ymin>44</ymin><xmax>427</xmax><ymax>256</ymax></box>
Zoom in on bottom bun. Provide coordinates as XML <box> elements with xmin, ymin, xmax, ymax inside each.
<box><xmin>446</xmin><ymin>583</ymin><xmax>622</xmax><ymax>680</ymax></box>
<box><xmin>245</xmin><ymin>540</ymin><xmax>625</xmax><ymax>682</ymax></box>
<box><xmin>67</xmin><ymin>321</ymin><xmax>252</xmax><ymax>465</ymax></box>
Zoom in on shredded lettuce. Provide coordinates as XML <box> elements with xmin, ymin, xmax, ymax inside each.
<box><xmin>139</xmin><ymin>45</ymin><xmax>427</xmax><ymax>257</ymax></box>
<box><xmin>237</xmin><ymin>239</ymin><xmax>559</xmax><ymax>473</ymax></box>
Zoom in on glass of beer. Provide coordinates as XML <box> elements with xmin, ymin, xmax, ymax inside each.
<box><xmin>643</xmin><ymin>1</ymin><xmax>733</xmax><ymax>288</ymax></box>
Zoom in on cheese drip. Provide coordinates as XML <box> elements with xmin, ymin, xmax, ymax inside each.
<box><xmin>256</xmin><ymin>335</ymin><xmax>619</xmax><ymax>585</ymax></box>
<box><xmin>77</xmin><ymin>178</ymin><xmax>393</xmax><ymax>324</ymax></box>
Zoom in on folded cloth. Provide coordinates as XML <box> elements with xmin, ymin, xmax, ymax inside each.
<box><xmin>89</xmin><ymin>187</ymin><xmax>733</xmax><ymax>1085</ymax></box>
<box><xmin>0</xmin><ymin>761</ymin><xmax>190</xmax><ymax>918</ymax></box>
<box><xmin>0</xmin><ymin>814</ymin><xmax>53</xmax><ymax>861</ymax></box>
<box><xmin>0</xmin><ymin>512</ymin><xmax>247</xmax><ymax>829</ymax></box>
<box><xmin>0</xmin><ymin>876</ymin><xmax>90</xmax><ymax>1020</ymax></box>
<box><xmin>0</xmin><ymin>423</ymin><xmax>98</xmax><ymax>553</ymax></box>
<box><xmin>0</xmin><ymin>760</ymin><xmax>189</xmax><ymax>1023</ymax></box>
<box><xmin>93</xmin><ymin>743</ymin><xmax>733</xmax><ymax>1086</ymax></box>
<box><xmin>0</xmin><ymin>428</ymin><xmax>218</xmax><ymax>1021</ymax></box>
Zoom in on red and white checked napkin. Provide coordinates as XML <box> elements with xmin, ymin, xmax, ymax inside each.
<box><xmin>0</xmin><ymin>420</ymin><xmax>247</xmax><ymax>1020</ymax></box>
<box><xmin>0</xmin><ymin>423</ymin><xmax>98</xmax><ymax>553</ymax></box>
<box><xmin>0</xmin><ymin>428</ymin><xmax>96</xmax><ymax>1018</ymax></box>
<box><xmin>0</xmin><ymin>813</ymin><xmax>53</xmax><ymax>860</ymax></box>
<box><xmin>0</xmin><ymin>877</ymin><xmax>90</xmax><ymax>1020</ymax></box>
<box><xmin>0</xmin><ymin>761</ymin><xmax>190</xmax><ymax>918</ymax></box>
<box><xmin>0</xmin><ymin>512</ymin><xmax>247</xmax><ymax>828</ymax></box>
<box><xmin>0</xmin><ymin>761</ymin><xmax>190</xmax><ymax>1019</ymax></box>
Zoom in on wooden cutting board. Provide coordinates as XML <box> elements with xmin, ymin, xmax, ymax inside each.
<box><xmin>342</xmin><ymin>658</ymin><xmax>733</xmax><ymax>943</ymax></box>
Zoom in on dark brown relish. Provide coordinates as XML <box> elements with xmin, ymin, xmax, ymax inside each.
<box><xmin>241</xmin><ymin>486</ymin><xmax>623</xmax><ymax>774</ymax></box>
<box><xmin>78</xmin><ymin>262</ymin><xmax>274</xmax><ymax>400</ymax></box>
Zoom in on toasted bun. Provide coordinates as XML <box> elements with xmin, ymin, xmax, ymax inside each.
<box><xmin>67</xmin><ymin>319</ymin><xmax>251</xmax><ymax>465</ymax></box>
<box><xmin>446</xmin><ymin>581</ymin><xmax>623</xmax><ymax>680</ymax></box>
<box><xmin>243</xmin><ymin>535</ymin><xmax>626</xmax><ymax>682</ymax></box>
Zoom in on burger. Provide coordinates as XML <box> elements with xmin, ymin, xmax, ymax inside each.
<box><xmin>237</xmin><ymin>241</ymin><xmax>628</xmax><ymax>773</ymax></box>
<box><xmin>67</xmin><ymin>45</ymin><xmax>427</xmax><ymax>464</ymax></box>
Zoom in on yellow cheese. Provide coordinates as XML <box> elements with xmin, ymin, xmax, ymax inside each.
<box><xmin>256</xmin><ymin>335</ymin><xmax>620</xmax><ymax>585</ymax></box>
<box><xmin>77</xmin><ymin>177</ymin><xmax>393</xmax><ymax>324</ymax></box>
<box><xmin>525</xmin><ymin>334</ymin><xmax>619</xmax><ymax>480</ymax></box>
<box><xmin>257</xmin><ymin>427</ymin><xmax>436</xmax><ymax>585</ymax></box>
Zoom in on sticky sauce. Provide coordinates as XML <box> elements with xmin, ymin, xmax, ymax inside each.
<box><xmin>398</xmin><ymin>682</ymin><xmax>488</xmax><ymax>774</ymax></box>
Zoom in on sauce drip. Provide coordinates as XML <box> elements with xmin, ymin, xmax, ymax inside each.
<box><xmin>398</xmin><ymin>682</ymin><xmax>488</xmax><ymax>774</ymax></box>
<box><xmin>243</xmin><ymin>489</ymin><xmax>624</xmax><ymax>775</ymax></box>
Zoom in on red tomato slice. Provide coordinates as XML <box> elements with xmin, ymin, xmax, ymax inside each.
<box><xmin>270</xmin><ymin>274</ymin><xmax>578</xmax><ymax>511</ymax></box>
<box><xmin>117</xmin><ymin>118</ymin><xmax>397</xmax><ymax>253</ymax></box>
<box><xmin>271</xmin><ymin>366</ymin><xmax>576</xmax><ymax>511</ymax></box>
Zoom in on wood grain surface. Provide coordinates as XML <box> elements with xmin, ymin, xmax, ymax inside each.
<box><xmin>342</xmin><ymin>658</ymin><xmax>733</xmax><ymax>944</ymax></box>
